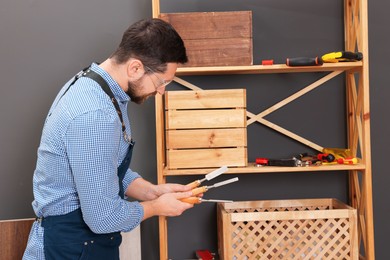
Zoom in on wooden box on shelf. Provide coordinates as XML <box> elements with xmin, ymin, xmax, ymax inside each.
<box><xmin>217</xmin><ymin>198</ymin><xmax>358</xmax><ymax>260</ymax></box>
<box><xmin>165</xmin><ymin>89</ymin><xmax>247</xmax><ymax>169</ymax></box>
<box><xmin>159</xmin><ymin>11</ymin><xmax>252</xmax><ymax>67</ymax></box>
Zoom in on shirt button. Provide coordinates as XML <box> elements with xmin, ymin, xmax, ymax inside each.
<box><xmin>91</xmin><ymin>240</ymin><xmax>94</xmax><ymax>244</ymax></box>
<box><xmin>84</xmin><ymin>242</ymin><xmax>88</xmax><ymax>245</ymax></box>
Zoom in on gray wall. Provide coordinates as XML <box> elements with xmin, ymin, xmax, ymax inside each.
<box><xmin>0</xmin><ymin>0</ymin><xmax>388</xmax><ymax>259</ymax></box>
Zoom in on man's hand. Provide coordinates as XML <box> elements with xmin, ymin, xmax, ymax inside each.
<box><xmin>125</xmin><ymin>178</ymin><xmax>199</xmax><ymax>220</ymax></box>
<box><xmin>125</xmin><ymin>178</ymin><xmax>192</xmax><ymax>201</ymax></box>
<box><xmin>141</xmin><ymin>191</ymin><xmax>194</xmax><ymax>219</ymax></box>
<box><xmin>155</xmin><ymin>183</ymin><xmax>192</xmax><ymax>196</ymax></box>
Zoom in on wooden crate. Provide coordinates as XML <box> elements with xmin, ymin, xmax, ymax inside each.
<box><xmin>159</xmin><ymin>11</ymin><xmax>253</xmax><ymax>67</ymax></box>
<box><xmin>165</xmin><ymin>89</ymin><xmax>247</xmax><ymax>169</ymax></box>
<box><xmin>217</xmin><ymin>199</ymin><xmax>358</xmax><ymax>260</ymax></box>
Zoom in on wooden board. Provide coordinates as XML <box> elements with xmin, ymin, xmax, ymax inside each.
<box><xmin>166</xmin><ymin>128</ymin><xmax>247</xmax><ymax>149</ymax></box>
<box><xmin>179</xmin><ymin>38</ymin><xmax>252</xmax><ymax>67</ymax></box>
<box><xmin>159</xmin><ymin>11</ymin><xmax>252</xmax><ymax>40</ymax></box>
<box><xmin>165</xmin><ymin>89</ymin><xmax>246</xmax><ymax>109</ymax></box>
<box><xmin>159</xmin><ymin>11</ymin><xmax>252</xmax><ymax>67</ymax></box>
<box><xmin>167</xmin><ymin>147</ymin><xmax>247</xmax><ymax>169</ymax></box>
<box><xmin>0</xmin><ymin>218</ymin><xmax>34</xmax><ymax>260</ymax></box>
<box><xmin>166</xmin><ymin>109</ymin><xmax>246</xmax><ymax>130</ymax></box>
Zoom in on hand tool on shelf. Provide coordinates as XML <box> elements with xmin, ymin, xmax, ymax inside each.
<box><xmin>195</xmin><ymin>250</ymin><xmax>215</xmax><ymax>260</ymax></box>
<box><xmin>321</xmin><ymin>51</ymin><xmax>363</xmax><ymax>63</ymax></box>
<box><xmin>186</xmin><ymin>166</ymin><xmax>228</xmax><ymax>189</ymax></box>
<box><xmin>181</xmin><ymin>197</ymin><xmax>233</xmax><ymax>204</ymax></box>
<box><xmin>286</xmin><ymin>56</ymin><xmax>323</xmax><ymax>66</ymax></box>
<box><xmin>255</xmin><ymin>152</ymin><xmax>335</xmax><ymax>167</ymax></box>
<box><xmin>336</xmin><ymin>157</ymin><xmax>358</xmax><ymax>164</ymax></box>
<box><xmin>297</xmin><ymin>153</ymin><xmax>335</xmax><ymax>164</ymax></box>
<box><xmin>322</xmin><ymin>147</ymin><xmax>353</xmax><ymax>159</ymax></box>
<box><xmin>321</xmin><ymin>147</ymin><xmax>358</xmax><ymax>165</ymax></box>
<box><xmin>262</xmin><ymin>59</ymin><xmax>274</xmax><ymax>65</ymax></box>
<box><xmin>190</xmin><ymin>177</ymin><xmax>239</xmax><ymax>196</ymax></box>
<box><xmin>317</xmin><ymin>153</ymin><xmax>336</xmax><ymax>162</ymax></box>
<box><xmin>256</xmin><ymin>157</ymin><xmax>300</xmax><ymax>167</ymax></box>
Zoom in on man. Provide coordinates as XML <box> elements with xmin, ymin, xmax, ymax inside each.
<box><xmin>23</xmin><ymin>18</ymin><xmax>194</xmax><ymax>259</ymax></box>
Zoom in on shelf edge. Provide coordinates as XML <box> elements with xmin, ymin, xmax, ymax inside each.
<box><xmin>175</xmin><ymin>62</ymin><xmax>362</xmax><ymax>76</ymax></box>
<box><xmin>163</xmin><ymin>163</ymin><xmax>366</xmax><ymax>176</ymax></box>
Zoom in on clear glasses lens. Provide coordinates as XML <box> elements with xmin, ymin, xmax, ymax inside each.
<box><xmin>145</xmin><ymin>66</ymin><xmax>172</xmax><ymax>88</ymax></box>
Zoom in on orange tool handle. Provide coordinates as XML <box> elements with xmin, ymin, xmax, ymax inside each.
<box><xmin>181</xmin><ymin>197</ymin><xmax>202</xmax><ymax>204</ymax></box>
<box><xmin>191</xmin><ymin>186</ymin><xmax>208</xmax><ymax>196</ymax></box>
<box><xmin>186</xmin><ymin>180</ymin><xmax>201</xmax><ymax>189</ymax></box>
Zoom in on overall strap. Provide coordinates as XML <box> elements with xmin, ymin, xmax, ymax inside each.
<box><xmin>54</xmin><ymin>66</ymin><xmax>131</xmax><ymax>143</ymax></box>
<box><xmin>81</xmin><ymin>69</ymin><xmax>134</xmax><ymax>198</ymax></box>
<box><xmin>82</xmin><ymin>69</ymin><xmax>131</xmax><ymax>143</ymax></box>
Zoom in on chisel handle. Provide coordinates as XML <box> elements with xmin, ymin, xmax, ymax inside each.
<box><xmin>181</xmin><ymin>197</ymin><xmax>202</xmax><ymax>204</ymax></box>
<box><xmin>286</xmin><ymin>57</ymin><xmax>323</xmax><ymax>66</ymax></box>
<box><xmin>191</xmin><ymin>186</ymin><xmax>208</xmax><ymax>196</ymax></box>
<box><xmin>186</xmin><ymin>180</ymin><xmax>201</xmax><ymax>189</ymax></box>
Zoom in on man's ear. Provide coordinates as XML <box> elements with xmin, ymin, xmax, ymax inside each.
<box><xmin>127</xmin><ymin>59</ymin><xmax>144</xmax><ymax>81</ymax></box>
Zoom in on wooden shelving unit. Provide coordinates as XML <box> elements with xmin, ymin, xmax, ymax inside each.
<box><xmin>152</xmin><ymin>0</ymin><xmax>374</xmax><ymax>259</ymax></box>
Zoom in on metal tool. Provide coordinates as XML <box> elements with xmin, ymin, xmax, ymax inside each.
<box><xmin>186</xmin><ymin>166</ymin><xmax>228</xmax><ymax>189</ymax></box>
<box><xmin>181</xmin><ymin>197</ymin><xmax>233</xmax><ymax>204</ymax></box>
<box><xmin>256</xmin><ymin>157</ymin><xmax>299</xmax><ymax>167</ymax></box>
<box><xmin>190</xmin><ymin>177</ymin><xmax>239</xmax><ymax>196</ymax></box>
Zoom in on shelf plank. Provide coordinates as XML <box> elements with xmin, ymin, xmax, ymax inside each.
<box><xmin>176</xmin><ymin>62</ymin><xmax>362</xmax><ymax>76</ymax></box>
<box><xmin>163</xmin><ymin>163</ymin><xmax>366</xmax><ymax>176</ymax></box>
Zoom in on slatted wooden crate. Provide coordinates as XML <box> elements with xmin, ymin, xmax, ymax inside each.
<box><xmin>217</xmin><ymin>199</ymin><xmax>358</xmax><ymax>260</ymax></box>
<box><xmin>159</xmin><ymin>11</ymin><xmax>252</xmax><ymax>67</ymax></box>
<box><xmin>165</xmin><ymin>89</ymin><xmax>247</xmax><ymax>169</ymax></box>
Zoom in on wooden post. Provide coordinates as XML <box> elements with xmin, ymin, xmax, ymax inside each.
<box><xmin>345</xmin><ymin>0</ymin><xmax>375</xmax><ymax>258</ymax></box>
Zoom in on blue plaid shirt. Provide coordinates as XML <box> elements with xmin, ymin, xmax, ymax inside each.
<box><xmin>23</xmin><ymin>63</ymin><xmax>143</xmax><ymax>259</ymax></box>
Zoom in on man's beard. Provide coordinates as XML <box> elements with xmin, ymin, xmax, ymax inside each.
<box><xmin>126</xmin><ymin>78</ymin><xmax>157</xmax><ymax>104</ymax></box>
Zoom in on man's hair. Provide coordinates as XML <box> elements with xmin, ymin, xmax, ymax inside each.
<box><xmin>111</xmin><ymin>18</ymin><xmax>188</xmax><ymax>72</ymax></box>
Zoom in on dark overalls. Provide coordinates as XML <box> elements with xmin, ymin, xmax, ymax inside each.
<box><xmin>39</xmin><ymin>68</ymin><xmax>134</xmax><ymax>260</ymax></box>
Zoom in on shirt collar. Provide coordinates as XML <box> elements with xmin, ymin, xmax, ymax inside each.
<box><xmin>90</xmin><ymin>63</ymin><xmax>130</xmax><ymax>103</ymax></box>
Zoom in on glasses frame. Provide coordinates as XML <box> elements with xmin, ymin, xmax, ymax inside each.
<box><xmin>144</xmin><ymin>65</ymin><xmax>172</xmax><ymax>89</ymax></box>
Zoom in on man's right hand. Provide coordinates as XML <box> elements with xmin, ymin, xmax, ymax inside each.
<box><xmin>141</xmin><ymin>191</ymin><xmax>194</xmax><ymax>220</ymax></box>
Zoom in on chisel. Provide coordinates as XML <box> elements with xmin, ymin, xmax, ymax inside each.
<box><xmin>190</xmin><ymin>177</ymin><xmax>239</xmax><ymax>196</ymax></box>
<box><xmin>186</xmin><ymin>166</ymin><xmax>228</xmax><ymax>189</ymax></box>
<box><xmin>181</xmin><ymin>197</ymin><xmax>233</xmax><ymax>204</ymax></box>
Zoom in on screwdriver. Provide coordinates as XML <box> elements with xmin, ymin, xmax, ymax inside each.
<box><xmin>181</xmin><ymin>197</ymin><xmax>233</xmax><ymax>204</ymax></box>
<box><xmin>286</xmin><ymin>56</ymin><xmax>323</xmax><ymax>66</ymax></box>
<box><xmin>190</xmin><ymin>177</ymin><xmax>239</xmax><ymax>196</ymax></box>
<box><xmin>186</xmin><ymin>166</ymin><xmax>228</xmax><ymax>189</ymax></box>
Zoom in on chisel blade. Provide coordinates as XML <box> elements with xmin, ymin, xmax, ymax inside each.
<box><xmin>201</xmin><ymin>198</ymin><xmax>233</xmax><ymax>203</ymax></box>
<box><xmin>204</xmin><ymin>166</ymin><xmax>228</xmax><ymax>181</ymax></box>
<box><xmin>210</xmin><ymin>177</ymin><xmax>239</xmax><ymax>188</ymax></box>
